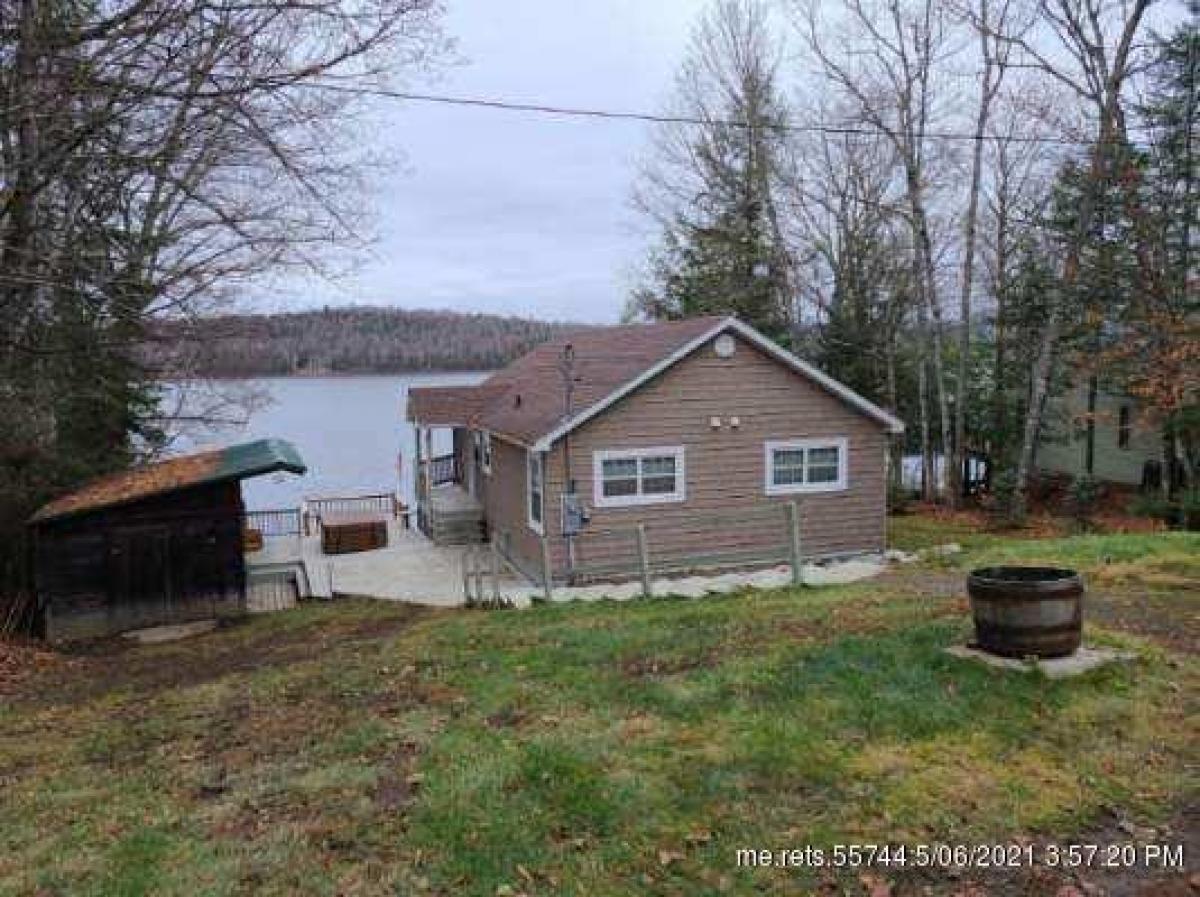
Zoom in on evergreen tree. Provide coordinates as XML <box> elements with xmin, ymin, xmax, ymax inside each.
<box><xmin>630</xmin><ymin>0</ymin><xmax>793</xmax><ymax>341</ymax></box>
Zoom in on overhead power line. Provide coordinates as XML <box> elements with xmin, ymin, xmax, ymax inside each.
<box><xmin>305</xmin><ymin>79</ymin><xmax>1159</xmax><ymax>148</ymax></box>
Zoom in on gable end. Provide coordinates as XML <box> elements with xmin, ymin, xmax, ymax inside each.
<box><xmin>530</xmin><ymin>318</ymin><xmax>903</xmax><ymax>451</ymax></box>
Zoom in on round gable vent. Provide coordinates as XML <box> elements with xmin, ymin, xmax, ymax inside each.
<box><xmin>714</xmin><ymin>333</ymin><xmax>736</xmax><ymax>358</ymax></box>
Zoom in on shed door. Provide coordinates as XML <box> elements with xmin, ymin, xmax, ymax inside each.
<box><xmin>110</xmin><ymin>527</ymin><xmax>172</xmax><ymax>626</ymax></box>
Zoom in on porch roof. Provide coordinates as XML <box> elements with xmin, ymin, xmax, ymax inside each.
<box><xmin>405</xmin><ymin>317</ymin><xmax>725</xmax><ymax>440</ymax></box>
<box><xmin>407</xmin><ymin>385</ymin><xmax>492</xmax><ymax>427</ymax></box>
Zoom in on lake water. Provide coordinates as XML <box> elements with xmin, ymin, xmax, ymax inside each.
<box><xmin>168</xmin><ymin>373</ymin><xmax>489</xmax><ymax>511</ymax></box>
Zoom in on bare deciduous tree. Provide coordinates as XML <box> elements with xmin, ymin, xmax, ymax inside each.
<box><xmin>792</xmin><ymin>0</ymin><xmax>956</xmax><ymax>501</ymax></box>
<box><xmin>946</xmin><ymin>0</ymin><xmax>1024</xmax><ymax>505</ymax></box>
<box><xmin>0</xmin><ymin>0</ymin><xmax>449</xmax><ymax>591</ymax></box>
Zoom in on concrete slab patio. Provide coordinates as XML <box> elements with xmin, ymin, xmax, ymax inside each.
<box><xmin>251</xmin><ymin>520</ymin><xmax>525</xmax><ymax>607</ymax></box>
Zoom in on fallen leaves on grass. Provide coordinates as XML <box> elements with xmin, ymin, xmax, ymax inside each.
<box><xmin>859</xmin><ymin>872</ymin><xmax>892</xmax><ymax>896</ymax></box>
<box><xmin>658</xmin><ymin>848</ymin><xmax>687</xmax><ymax>867</ymax></box>
<box><xmin>0</xmin><ymin>638</ymin><xmax>76</xmax><ymax>694</ymax></box>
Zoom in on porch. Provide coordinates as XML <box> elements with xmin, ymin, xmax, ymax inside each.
<box><xmin>413</xmin><ymin>442</ymin><xmax>487</xmax><ymax>546</ymax></box>
<box><xmin>406</xmin><ymin>383</ymin><xmax>491</xmax><ymax>547</ymax></box>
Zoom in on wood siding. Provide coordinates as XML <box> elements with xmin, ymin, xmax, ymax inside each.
<box><xmin>480</xmin><ymin>331</ymin><xmax>890</xmax><ymax>582</ymax></box>
<box><xmin>481</xmin><ymin>436</ymin><xmax>562</xmax><ymax>583</ymax></box>
<box><xmin>1038</xmin><ymin>386</ymin><xmax>1161</xmax><ymax>486</ymax></box>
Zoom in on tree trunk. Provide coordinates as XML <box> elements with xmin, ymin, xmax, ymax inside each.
<box><xmin>919</xmin><ymin>361</ymin><xmax>933</xmax><ymax>500</ymax></box>
<box><xmin>2</xmin><ymin>0</ymin><xmax>42</xmax><ymax>348</ymax></box>
<box><xmin>914</xmin><ymin>189</ymin><xmax>951</xmax><ymax>502</ymax></box>
<box><xmin>1011</xmin><ymin>309</ymin><xmax>1058</xmax><ymax>517</ymax></box>
<box><xmin>991</xmin><ymin>182</ymin><xmax>1010</xmax><ymax>464</ymax></box>
<box><xmin>886</xmin><ymin>328</ymin><xmax>901</xmax><ymax>490</ymax></box>
<box><xmin>952</xmin><ymin>48</ymin><xmax>995</xmax><ymax>507</ymax></box>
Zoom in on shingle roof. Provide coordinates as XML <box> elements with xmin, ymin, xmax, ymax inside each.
<box><xmin>407</xmin><ymin>317</ymin><xmax>726</xmax><ymax>443</ymax></box>
<box><xmin>30</xmin><ymin>439</ymin><xmax>307</xmax><ymax>523</ymax></box>
<box><xmin>406</xmin><ymin>316</ymin><xmax>904</xmax><ymax>445</ymax></box>
<box><xmin>405</xmin><ymin>385</ymin><xmax>492</xmax><ymax>427</ymax></box>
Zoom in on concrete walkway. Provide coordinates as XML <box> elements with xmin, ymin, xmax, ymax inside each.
<box><xmin>248</xmin><ymin>523</ymin><xmax>903</xmax><ymax>610</ymax></box>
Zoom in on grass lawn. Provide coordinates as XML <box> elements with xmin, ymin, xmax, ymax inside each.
<box><xmin>0</xmin><ymin>527</ymin><xmax>1196</xmax><ymax>896</ymax></box>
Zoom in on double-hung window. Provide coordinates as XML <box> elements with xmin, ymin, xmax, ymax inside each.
<box><xmin>764</xmin><ymin>438</ymin><xmax>848</xmax><ymax>494</ymax></box>
<box><xmin>593</xmin><ymin>446</ymin><xmax>686</xmax><ymax>507</ymax></box>
<box><xmin>527</xmin><ymin>451</ymin><xmax>544</xmax><ymax>533</ymax></box>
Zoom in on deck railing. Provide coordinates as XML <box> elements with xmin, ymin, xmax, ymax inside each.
<box><xmin>426</xmin><ymin>453</ymin><xmax>459</xmax><ymax>487</ymax></box>
<box><xmin>245</xmin><ymin>508</ymin><xmax>303</xmax><ymax>537</ymax></box>
<box><xmin>304</xmin><ymin>493</ymin><xmax>407</xmax><ymax>535</ymax></box>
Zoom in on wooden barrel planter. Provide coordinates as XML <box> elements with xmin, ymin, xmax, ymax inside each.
<box><xmin>967</xmin><ymin>566</ymin><xmax>1083</xmax><ymax>659</ymax></box>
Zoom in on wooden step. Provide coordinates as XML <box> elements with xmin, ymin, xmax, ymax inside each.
<box><xmin>431</xmin><ymin>517</ymin><xmax>486</xmax><ymax>545</ymax></box>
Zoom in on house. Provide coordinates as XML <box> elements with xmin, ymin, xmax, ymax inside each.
<box><xmin>1037</xmin><ymin>384</ymin><xmax>1167</xmax><ymax>488</ymax></box>
<box><xmin>28</xmin><ymin>439</ymin><xmax>306</xmax><ymax>641</ymax></box>
<box><xmin>407</xmin><ymin>316</ymin><xmax>903</xmax><ymax>585</ymax></box>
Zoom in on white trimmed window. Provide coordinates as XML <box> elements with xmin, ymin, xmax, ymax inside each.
<box><xmin>527</xmin><ymin>450</ymin><xmax>545</xmax><ymax>533</ymax></box>
<box><xmin>764</xmin><ymin>438</ymin><xmax>848</xmax><ymax>494</ymax></box>
<box><xmin>593</xmin><ymin>446</ymin><xmax>686</xmax><ymax>508</ymax></box>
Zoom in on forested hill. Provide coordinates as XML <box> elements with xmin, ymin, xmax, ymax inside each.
<box><xmin>150</xmin><ymin>308</ymin><xmax>589</xmax><ymax>376</ymax></box>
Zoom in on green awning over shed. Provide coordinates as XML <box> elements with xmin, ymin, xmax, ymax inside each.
<box><xmin>210</xmin><ymin>439</ymin><xmax>307</xmax><ymax>483</ymax></box>
<box><xmin>30</xmin><ymin>439</ymin><xmax>307</xmax><ymax>523</ymax></box>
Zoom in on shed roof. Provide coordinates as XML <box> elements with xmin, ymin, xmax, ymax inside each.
<box><xmin>30</xmin><ymin>439</ymin><xmax>307</xmax><ymax>523</ymax></box>
<box><xmin>407</xmin><ymin>316</ymin><xmax>904</xmax><ymax>446</ymax></box>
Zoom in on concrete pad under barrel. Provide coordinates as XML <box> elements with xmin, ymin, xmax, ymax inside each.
<box><xmin>945</xmin><ymin>644</ymin><xmax>1136</xmax><ymax>679</ymax></box>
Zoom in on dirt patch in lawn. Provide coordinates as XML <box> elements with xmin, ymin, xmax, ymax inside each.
<box><xmin>5</xmin><ymin>602</ymin><xmax>436</xmax><ymax>706</ymax></box>
<box><xmin>1085</xmin><ymin>587</ymin><xmax>1199</xmax><ymax>654</ymax></box>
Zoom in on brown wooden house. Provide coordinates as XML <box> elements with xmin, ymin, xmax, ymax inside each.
<box><xmin>407</xmin><ymin>317</ymin><xmax>903</xmax><ymax>584</ymax></box>
<box><xmin>28</xmin><ymin>439</ymin><xmax>306</xmax><ymax>641</ymax></box>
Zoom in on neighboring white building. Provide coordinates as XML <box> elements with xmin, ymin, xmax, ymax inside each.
<box><xmin>1037</xmin><ymin>385</ymin><xmax>1161</xmax><ymax>487</ymax></box>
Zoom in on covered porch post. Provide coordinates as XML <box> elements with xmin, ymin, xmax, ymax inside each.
<box><xmin>405</xmin><ymin>383</ymin><xmax>486</xmax><ymax>544</ymax></box>
<box><xmin>421</xmin><ymin>426</ymin><xmax>434</xmax><ymax>535</ymax></box>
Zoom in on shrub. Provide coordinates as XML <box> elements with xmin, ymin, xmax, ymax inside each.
<box><xmin>887</xmin><ymin>479</ymin><xmax>913</xmax><ymax>515</ymax></box>
<box><xmin>1129</xmin><ymin>493</ymin><xmax>1173</xmax><ymax>520</ymax></box>
<box><xmin>1068</xmin><ymin>475</ymin><xmax>1102</xmax><ymax>527</ymax></box>
<box><xmin>983</xmin><ymin>468</ymin><xmax>1025</xmax><ymax>526</ymax></box>
<box><xmin>1129</xmin><ymin>490</ymin><xmax>1200</xmax><ymax>531</ymax></box>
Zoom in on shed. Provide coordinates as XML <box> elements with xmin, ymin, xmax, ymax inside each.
<box><xmin>28</xmin><ymin>439</ymin><xmax>306</xmax><ymax>641</ymax></box>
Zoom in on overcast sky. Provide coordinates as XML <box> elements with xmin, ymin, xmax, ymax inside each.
<box><xmin>269</xmin><ymin>1</ymin><xmax>704</xmax><ymax>324</ymax></box>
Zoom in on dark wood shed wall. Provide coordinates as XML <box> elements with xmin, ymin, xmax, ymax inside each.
<box><xmin>33</xmin><ymin>481</ymin><xmax>246</xmax><ymax>641</ymax></box>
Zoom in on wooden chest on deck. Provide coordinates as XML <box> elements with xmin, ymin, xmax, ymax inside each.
<box><xmin>320</xmin><ymin>513</ymin><xmax>388</xmax><ymax>554</ymax></box>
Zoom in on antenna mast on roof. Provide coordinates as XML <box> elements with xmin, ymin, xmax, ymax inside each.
<box><xmin>558</xmin><ymin>343</ymin><xmax>577</xmax><ymax>421</ymax></box>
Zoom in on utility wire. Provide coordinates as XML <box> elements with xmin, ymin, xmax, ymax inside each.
<box><xmin>300</xmin><ymin>79</ymin><xmax>1157</xmax><ymax>148</ymax></box>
